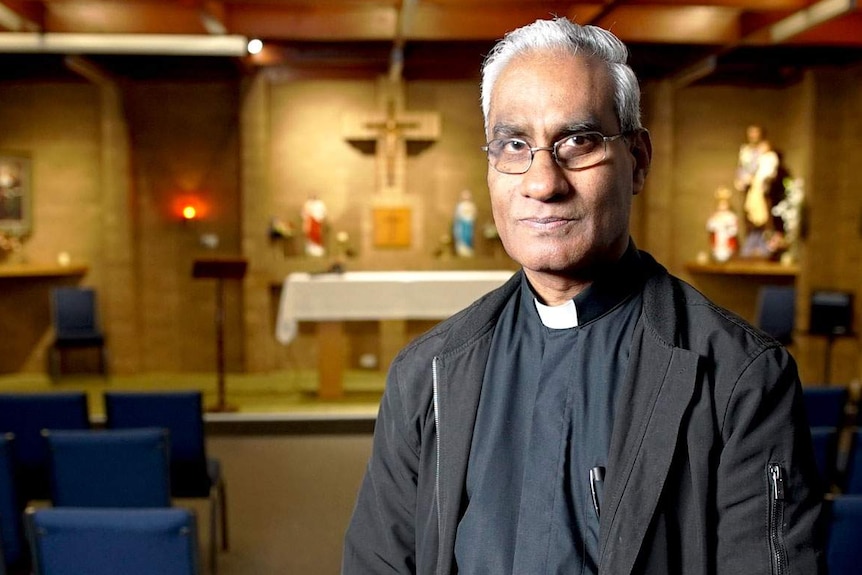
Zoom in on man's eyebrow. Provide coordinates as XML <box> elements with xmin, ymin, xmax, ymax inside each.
<box><xmin>559</xmin><ymin>120</ymin><xmax>602</xmax><ymax>134</ymax></box>
<box><xmin>490</xmin><ymin>123</ymin><xmax>526</xmax><ymax>138</ymax></box>
<box><xmin>490</xmin><ymin>119</ymin><xmax>604</xmax><ymax>139</ymax></box>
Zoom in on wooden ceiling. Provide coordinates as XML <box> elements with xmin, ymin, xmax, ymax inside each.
<box><xmin>1</xmin><ymin>0</ymin><xmax>861</xmax><ymax>85</ymax></box>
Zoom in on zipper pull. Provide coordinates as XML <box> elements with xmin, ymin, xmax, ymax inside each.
<box><xmin>770</xmin><ymin>464</ymin><xmax>785</xmax><ymax>500</ymax></box>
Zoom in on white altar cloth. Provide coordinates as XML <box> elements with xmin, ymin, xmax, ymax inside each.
<box><xmin>275</xmin><ymin>270</ymin><xmax>515</xmax><ymax>344</ymax></box>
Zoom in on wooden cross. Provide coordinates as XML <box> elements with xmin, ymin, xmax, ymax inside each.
<box><xmin>342</xmin><ymin>76</ymin><xmax>440</xmax><ymax>196</ymax></box>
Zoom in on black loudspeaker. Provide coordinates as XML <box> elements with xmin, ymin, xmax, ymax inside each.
<box><xmin>809</xmin><ymin>290</ymin><xmax>854</xmax><ymax>336</ymax></box>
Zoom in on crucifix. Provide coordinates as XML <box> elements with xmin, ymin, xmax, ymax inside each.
<box><xmin>342</xmin><ymin>76</ymin><xmax>440</xmax><ymax>197</ymax></box>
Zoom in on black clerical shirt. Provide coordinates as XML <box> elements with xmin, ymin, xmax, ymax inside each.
<box><xmin>454</xmin><ymin>248</ymin><xmax>646</xmax><ymax>575</ymax></box>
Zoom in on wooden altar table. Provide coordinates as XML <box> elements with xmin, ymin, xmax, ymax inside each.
<box><xmin>275</xmin><ymin>270</ymin><xmax>514</xmax><ymax>398</ymax></box>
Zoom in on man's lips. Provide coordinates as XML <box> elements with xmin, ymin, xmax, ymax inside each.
<box><xmin>519</xmin><ymin>216</ymin><xmax>577</xmax><ymax>229</ymax></box>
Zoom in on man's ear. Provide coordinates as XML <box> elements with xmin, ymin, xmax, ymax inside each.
<box><xmin>630</xmin><ymin>129</ymin><xmax>652</xmax><ymax>195</ymax></box>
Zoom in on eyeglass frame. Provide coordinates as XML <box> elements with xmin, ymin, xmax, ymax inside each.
<box><xmin>481</xmin><ymin>131</ymin><xmax>631</xmax><ymax>175</ymax></box>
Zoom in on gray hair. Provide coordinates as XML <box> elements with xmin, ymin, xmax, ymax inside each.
<box><xmin>480</xmin><ymin>17</ymin><xmax>642</xmax><ymax>134</ymax></box>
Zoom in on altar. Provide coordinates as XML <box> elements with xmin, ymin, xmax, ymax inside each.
<box><xmin>276</xmin><ymin>270</ymin><xmax>514</xmax><ymax>397</ymax></box>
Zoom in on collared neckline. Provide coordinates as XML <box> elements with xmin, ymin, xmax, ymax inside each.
<box><xmin>528</xmin><ymin>241</ymin><xmax>645</xmax><ymax>329</ymax></box>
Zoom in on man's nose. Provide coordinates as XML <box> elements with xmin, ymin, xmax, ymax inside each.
<box><xmin>521</xmin><ymin>148</ymin><xmax>568</xmax><ymax>200</ymax></box>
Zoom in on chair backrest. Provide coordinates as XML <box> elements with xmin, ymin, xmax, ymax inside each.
<box><xmin>755</xmin><ymin>285</ymin><xmax>796</xmax><ymax>345</ymax></box>
<box><xmin>827</xmin><ymin>495</ymin><xmax>862</xmax><ymax>575</ymax></box>
<box><xmin>104</xmin><ymin>391</ymin><xmax>210</xmax><ymax>497</ymax></box>
<box><xmin>51</xmin><ymin>287</ymin><xmax>103</xmax><ymax>341</ymax></box>
<box><xmin>45</xmin><ymin>428</ymin><xmax>171</xmax><ymax>508</ymax></box>
<box><xmin>843</xmin><ymin>429</ymin><xmax>862</xmax><ymax>495</ymax></box>
<box><xmin>26</xmin><ymin>507</ymin><xmax>199</xmax><ymax>575</ymax></box>
<box><xmin>0</xmin><ymin>434</ymin><xmax>23</xmax><ymax>569</ymax></box>
<box><xmin>809</xmin><ymin>426</ymin><xmax>839</xmax><ymax>492</ymax></box>
<box><xmin>0</xmin><ymin>392</ymin><xmax>90</xmax><ymax>502</ymax></box>
<box><xmin>803</xmin><ymin>387</ymin><xmax>849</xmax><ymax>428</ymax></box>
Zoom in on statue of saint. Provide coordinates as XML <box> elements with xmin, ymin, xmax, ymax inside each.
<box><xmin>706</xmin><ymin>187</ymin><xmax>739</xmax><ymax>263</ymax></box>
<box><xmin>0</xmin><ymin>160</ymin><xmax>23</xmax><ymax>221</ymax></box>
<box><xmin>452</xmin><ymin>189</ymin><xmax>477</xmax><ymax>257</ymax></box>
<box><xmin>301</xmin><ymin>195</ymin><xmax>327</xmax><ymax>257</ymax></box>
<box><xmin>734</xmin><ymin>126</ymin><xmax>788</xmax><ymax>259</ymax></box>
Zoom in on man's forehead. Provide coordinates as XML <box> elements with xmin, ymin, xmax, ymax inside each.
<box><xmin>487</xmin><ymin>55</ymin><xmax>617</xmax><ymax>136</ymax></box>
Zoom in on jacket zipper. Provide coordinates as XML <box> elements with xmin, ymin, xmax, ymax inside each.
<box><xmin>432</xmin><ymin>356</ymin><xmax>442</xmax><ymax>575</ymax></box>
<box><xmin>768</xmin><ymin>463</ymin><xmax>788</xmax><ymax>575</ymax></box>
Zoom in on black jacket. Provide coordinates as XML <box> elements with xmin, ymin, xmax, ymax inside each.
<box><xmin>343</xmin><ymin>252</ymin><xmax>825</xmax><ymax>574</ymax></box>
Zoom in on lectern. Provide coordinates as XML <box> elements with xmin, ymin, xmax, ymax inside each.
<box><xmin>192</xmin><ymin>256</ymin><xmax>248</xmax><ymax>412</ymax></box>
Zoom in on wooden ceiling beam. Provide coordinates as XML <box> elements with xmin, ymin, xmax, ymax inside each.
<box><xmin>786</xmin><ymin>11</ymin><xmax>862</xmax><ymax>45</ymax></box>
<box><xmin>45</xmin><ymin>3</ymin><xmax>208</xmax><ymax>34</ymax></box>
<box><xmin>227</xmin><ymin>4</ymin><xmax>398</xmax><ymax>41</ymax></box>
<box><xmin>595</xmin><ymin>6</ymin><xmax>744</xmax><ymax>44</ymax></box>
<box><xmin>0</xmin><ymin>0</ymin><xmax>43</xmax><ymax>31</ymax></box>
<box><xmin>404</xmin><ymin>4</ymin><xmax>604</xmax><ymax>40</ymax></box>
<box><xmin>623</xmin><ymin>0</ymin><xmax>806</xmax><ymax>8</ymax></box>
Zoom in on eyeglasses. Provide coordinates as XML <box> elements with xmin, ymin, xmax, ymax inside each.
<box><xmin>482</xmin><ymin>131</ymin><xmax>628</xmax><ymax>175</ymax></box>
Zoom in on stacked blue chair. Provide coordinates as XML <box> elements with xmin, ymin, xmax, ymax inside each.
<box><xmin>809</xmin><ymin>427</ymin><xmax>839</xmax><ymax>492</ymax></box>
<box><xmin>49</xmin><ymin>287</ymin><xmax>108</xmax><ymax>378</ymax></box>
<box><xmin>44</xmin><ymin>428</ymin><xmax>171</xmax><ymax>508</ymax></box>
<box><xmin>26</xmin><ymin>507</ymin><xmax>199</xmax><ymax>575</ymax></box>
<box><xmin>826</xmin><ymin>495</ymin><xmax>862</xmax><ymax>575</ymax></box>
<box><xmin>803</xmin><ymin>386</ymin><xmax>849</xmax><ymax>428</ymax></box>
<box><xmin>104</xmin><ymin>391</ymin><xmax>227</xmax><ymax>570</ymax></box>
<box><xmin>843</xmin><ymin>429</ymin><xmax>862</xmax><ymax>495</ymax></box>
<box><xmin>0</xmin><ymin>393</ymin><xmax>90</xmax><ymax>503</ymax></box>
<box><xmin>0</xmin><ymin>434</ymin><xmax>24</xmax><ymax>572</ymax></box>
<box><xmin>755</xmin><ymin>285</ymin><xmax>796</xmax><ymax>345</ymax></box>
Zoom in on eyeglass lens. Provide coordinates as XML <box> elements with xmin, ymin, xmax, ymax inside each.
<box><xmin>485</xmin><ymin>132</ymin><xmax>615</xmax><ymax>174</ymax></box>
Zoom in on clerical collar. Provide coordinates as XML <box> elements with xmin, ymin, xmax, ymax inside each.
<box><xmin>529</xmin><ymin>241</ymin><xmax>645</xmax><ymax>329</ymax></box>
<box><xmin>535</xmin><ymin>298</ymin><xmax>579</xmax><ymax>329</ymax></box>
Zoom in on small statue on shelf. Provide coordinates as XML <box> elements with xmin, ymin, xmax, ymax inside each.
<box><xmin>452</xmin><ymin>189</ymin><xmax>477</xmax><ymax>258</ymax></box>
<box><xmin>733</xmin><ymin>125</ymin><xmax>790</xmax><ymax>260</ymax></box>
<box><xmin>301</xmin><ymin>194</ymin><xmax>327</xmax><ymax>257</ymax></box>
<box><xmin>706</xmin><ymin>187</ymin><xmax>739</xmax><ymax>263</ymax></box>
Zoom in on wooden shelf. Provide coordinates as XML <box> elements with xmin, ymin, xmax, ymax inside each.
<box><xmin>685</xmin><ymin>260</ymin><xmax>798</xmax><ymax>278</ymax></box>
<box><xmin>0</xmin><ymin>262</ymin><xmax>89</xmax><ymax>278</ymax></box>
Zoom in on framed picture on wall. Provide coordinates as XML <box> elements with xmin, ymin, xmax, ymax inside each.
<box><xmin>0</xmin><ymin>152</ymin><xmax>32</xmax><ymax>237</ymax></box>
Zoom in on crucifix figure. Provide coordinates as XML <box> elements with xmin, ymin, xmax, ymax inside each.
<box><xmin>365</xmin><ymin>99</ymin><xmax>420</xmax><ymax>188</ymax></box>
<box><xmin>342</xmin><ymin>76</ymin><xmax>440</xmax><ymax>196</ymax></box>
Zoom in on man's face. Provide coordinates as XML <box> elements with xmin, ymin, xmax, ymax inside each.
<box><xmin>486</xmin><ymin>51</ymin><xmax>650</xmax><ymax>282</ymax></box>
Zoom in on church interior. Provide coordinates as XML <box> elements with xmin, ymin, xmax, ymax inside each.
<box><xmin>1</xmin><ymin>0</ymin><xmax>861</xmax><ymax>573</ymax></box>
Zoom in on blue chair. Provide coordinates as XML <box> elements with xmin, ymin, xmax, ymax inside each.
<box><xmin>809</xmin><ymin>427</ymin><xmax>839</xmax><ymax>492</ymax></box>
<box><xmin>45</xmin><ymin>428</ymin><xmax>171</xmax><ymax>508</ymax></box>
<box><xmin>49</xmin><ymin>287</ymin><xmax>108</xmax><ymax>378</ymax></box>
<box><xmin>843</xmin><ymin>429</ymin><xmax>862</xmax><ymax>494</ymax></box>
<box><xmin>0</xmin><ymin>434</ymin><xmax>24</xmax><ymax>571</ymax></box>
<box><xmin>26</xmin><ymin>507</ymin><xmax>199</xmax><ymax>575</ymax></box>
<box><xmin>803</xmin><ymin>386</ymin><xmax>849</xmax><ymax>428</ymax></box>
<box><xmin>0</xmin><ymin>393</ymin><xmax>90</xmax><ymax>503</ymax></box>
<box><xmin>826</xmin><ymin>495</ymin><xmax>862</xmax><ymax>575</ymax></box>
<box><xmin>755</xmin><ymin>285</ymin><xmax>796</xmax><ymax>345</ymax></box>
<box><xmin>104</xmin><ymin>391</ymin><xmax>227</xmax><ymax>568</ymax></box>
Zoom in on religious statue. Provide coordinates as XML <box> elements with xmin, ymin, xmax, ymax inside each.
<box><xmin>706</xmin><ymin>187</ymin><xmax>739</xmax><ymax>263</ymax></box>
<box><xmin>733</xmin><ymin>126</ymin><xmax>789</xmax><ymax>259</ymax></box>
<box><xmin>0</xmin><ymin>160</ymin><xmax>23</xmax><ymax>221</ymax></box>
<box><xmin>452</xmin><ymin>189</ymin><xmax>477</xmax><ymax>257</ymax></box>
<box><xmin>301</xmin><ymin>194</ymin><xmax>327</xmax><ymax>257</ymax></box>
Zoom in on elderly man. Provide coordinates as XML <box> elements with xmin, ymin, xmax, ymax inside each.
<box><xmin>343</xmin><ymin>17</ymin><xmax>824</xmax><ymax>575</ymax></box>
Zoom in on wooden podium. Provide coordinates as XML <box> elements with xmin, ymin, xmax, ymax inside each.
<box><xmin>193</xmin><ymin>256</ymin><xmax>248</xmax><ymax>412</ymax></box>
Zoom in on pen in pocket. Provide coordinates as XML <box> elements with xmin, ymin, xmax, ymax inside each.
<box><xmin>589</xmin><ymin>466</ymin><xmax>605</xmax><ymax>520</ymax></box>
